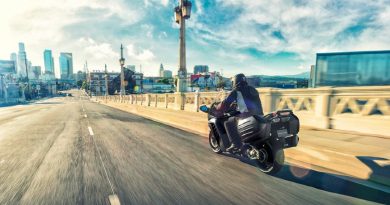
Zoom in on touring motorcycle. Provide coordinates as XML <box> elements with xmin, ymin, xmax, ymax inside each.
<box><xmin>200</xmin><ymin>103</ymin><xmax>299</xmax><ymax>174</ymax></box>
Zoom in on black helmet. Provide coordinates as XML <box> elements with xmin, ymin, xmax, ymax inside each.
<box><xmin>232</xmin><ymin>73</ymin><xmax>247</xmax><ymax>88</ymax></box>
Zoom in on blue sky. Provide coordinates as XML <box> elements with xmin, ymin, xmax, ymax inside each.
<box><xmin>0</xmin><ymin>0</ymin><xmax>389</xmax><ymax>77</ymax></box>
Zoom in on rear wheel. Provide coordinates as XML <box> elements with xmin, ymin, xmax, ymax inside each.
<box><xmin>256</xmin><ymin>146</ymin><xmax>284</xmax><ymax>175</ymax></box>
<box><xmin>209</xmin><ymin>131</ymin><xmax>222</xmax><ymax>154</ymax></box>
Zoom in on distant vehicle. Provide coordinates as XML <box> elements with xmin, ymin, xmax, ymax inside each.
<box><xmin>200</xmin><ymin>103</ymin><xmax>300</xmax><ymax>174</ymax></box>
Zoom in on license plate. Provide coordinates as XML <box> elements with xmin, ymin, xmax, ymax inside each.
<box><xmin>277</xmin><ymin>129</ymin><xmax>288</xmax><ymax>138</ymax></box>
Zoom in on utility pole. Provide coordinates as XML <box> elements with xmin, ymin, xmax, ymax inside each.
<box><xmin>140</xmin><ymin>64</ymin><xmax>143</xmax><ymax>93</ymax></box>
<box><xmin>86</xmin><ymin>61</ymin><xmax>92</xmax><ymax>97</ymax></box>
<box><xmin>119</xmin><ymin>44</ymin><xmax>125</xmax><ymax>96</ymax></box>
<box><xmin>105</xmin><ymin>64</ymin><xmax>109</xmax><ymax>96</ymax></box>
<box><xmin>174</xmin><ymin>0</ymin><xmax>192</xmax><ymax>93</ymax></box>
<box><xmin>24</xmin><ymin>57</ymin><xmax>30</xmax><ymax>100</ymax></box>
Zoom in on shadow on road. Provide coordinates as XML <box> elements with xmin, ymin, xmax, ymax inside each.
<box><xmin>221</xmin><ymin>153</ymin><xmax>389</xmax><ymax>204</ymax></box>
<box><xmin>273</xmin><ymin>163</ymin><xmax>389</xmax><ymax>204</ymax></box>
<box><xmin>357</xmin><ymin>156</ymin><xmax>390</xmax><ymax>188</ymax></box>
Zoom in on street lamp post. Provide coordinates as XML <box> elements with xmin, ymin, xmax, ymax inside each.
<box><xmin>119</xmin><ymin>44</ymin><xmax>125</xmax><ymax>96</ymax></box>
<box><xmin>24</xmin><ymin>57</ymin><xmax>30</xmax><ymax>100</ymax></box>
<box><xmin>104</xmin><ymin>64</ymin><xmax>109</xmax><ymax>96</ymax></box>
<box><xmin>174</xmin><ymin>0</ymin><xmax>192</xmax><ymax>93</ymax></box>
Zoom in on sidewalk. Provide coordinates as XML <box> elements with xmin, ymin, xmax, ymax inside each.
<box><xmin>96</xmin><ymin>99</ymin><xmax>390</xmax><ymax>191</ymax></box>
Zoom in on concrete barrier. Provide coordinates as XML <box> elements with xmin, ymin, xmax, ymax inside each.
<box><xmin>97</xmin><ymin>86</ymin><xmax>390</xmax><ymax>137</ymax></box>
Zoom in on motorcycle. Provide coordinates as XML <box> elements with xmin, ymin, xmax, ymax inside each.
<box><xmin>200</xmin><ymin>103</ymin><xmax>300</xmax><ymax>174</ymax></box>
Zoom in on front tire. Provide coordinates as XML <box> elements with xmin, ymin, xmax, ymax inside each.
<box><xmin>209</xmin><ymin>131</ymin><xmax>222</xmax><ymax>154</ymax></box>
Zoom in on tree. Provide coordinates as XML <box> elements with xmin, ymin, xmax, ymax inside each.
<box><xmin>217</xmin><ymin>77</ymin><xmax>226</xmax><ymax>89</ymax></box>
<box><xmin>81</xmin><ymin>80</ymin><xmax>89</xmax><ymax>90</ymax></box>
<box><xmin>76</xmin><ymin>80</ymin><xmax>83</xmax><ymax>88</ymax></box>
<box><xmin>157</xmin><ymin>78</ymin><xmax>171</xmax><ymax>84</ymax></box>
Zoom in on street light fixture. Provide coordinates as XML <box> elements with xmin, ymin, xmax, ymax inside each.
<box><xmin>174</xmin><ymin>0</ymin><xmax>192</xmax><ymax>93</ymax></box>
<box><xmin>182</xmin><ymin>0</ymin><xmax>192</xmax><ymax>18</ymax></box>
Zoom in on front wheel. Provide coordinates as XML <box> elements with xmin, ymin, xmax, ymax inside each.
<box><xmin>256</xmin><ymin>147</ymin><xmax>284</xmax><ymax>175</ymax></box>
<box><xmin>209</xmin><ymin>131</ymin><xmax>222</xmax><ymax>154</ymax></box>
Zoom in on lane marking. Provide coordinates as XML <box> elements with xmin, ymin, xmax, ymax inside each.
<box><xmin>88</xmin><ymin>126</ymin><xmax>94</xmax><ymax>136</ymax></box>
<box><xmin>91</xmin><ymin>130</ymin><xmax>117</xmax><ymax>198</ymax></box>
<box><xmin>109</xmin><ymin>194</ymin><xmax>121</xmax><ymax>205</ymax></box>
<box><xmin>82</xmin><ymin>101</ymin><xmax>119</xmax><ymax>204</ymax></box>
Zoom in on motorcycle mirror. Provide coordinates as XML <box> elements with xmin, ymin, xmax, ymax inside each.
<box><xmin>199</xmin><ymin>105</ymin><xmax>209</xmax><ymax>113</ymax></box>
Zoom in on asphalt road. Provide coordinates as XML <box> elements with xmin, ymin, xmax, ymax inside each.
<box><xmin>0</xmin><ymin>91</ymin><xmax>387</xmax><ymax>205</ymax></box>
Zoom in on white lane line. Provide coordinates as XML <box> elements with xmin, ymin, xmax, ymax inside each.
<box><xmin>88</xmin><ymin>126</ymin><xmax>94</xmax><ymax>136</ymax></box>
<box><xmin>90</xmin><ymin>130</ymin><xmax>117</xmax><ymax>198</ymax></box>
<box><xmin>83</xmin><ymin>101</ymin><xmax>119</xmax><ymax>203</ymax></box>
<box><xmin>109</xmin><ymin>194</ymin><xmax>121</xmax><ymax>205</ymax></box>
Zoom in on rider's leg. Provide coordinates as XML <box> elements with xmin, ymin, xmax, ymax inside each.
<box><xmin>224</xmin><ymin>117</ymin><xmax>241</xmax><ymax>151</ymax></box>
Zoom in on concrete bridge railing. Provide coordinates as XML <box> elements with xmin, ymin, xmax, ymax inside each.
<box><xmin>97</xmin><ymin>86</ymin><xmax>390</xmax><ymax>136</ymax></box>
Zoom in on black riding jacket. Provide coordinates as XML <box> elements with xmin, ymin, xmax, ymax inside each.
<box><xmin>217</xmin><ymin>85</ymin><xmax>264</xmax><ymax>116</ymax></box>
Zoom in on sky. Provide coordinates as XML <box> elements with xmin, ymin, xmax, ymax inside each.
<box><xmin>0</xmin><ymin>0</ymin><xmax>389</xmax><ymax>77</ymax></box>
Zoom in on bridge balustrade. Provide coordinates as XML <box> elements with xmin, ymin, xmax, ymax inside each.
<box><xmin>96</xmin><ymin>86</ymin><xmax>390</xmax><ymax>136</ymax></box>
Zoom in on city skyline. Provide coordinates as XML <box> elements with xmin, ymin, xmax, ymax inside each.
<box><xmin>0</xmin><ymin>0</ymin><xmax>389</xmax><ymax>77</ymax></box>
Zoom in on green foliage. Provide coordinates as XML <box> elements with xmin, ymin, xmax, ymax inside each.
<box><xmin>217</xmin><ymin>80</ymin><xmax>226</xmax><ymax>88</ymax></box>
<box><xmin>76</xmin><ymin>80</ymin><xmax>83</xmax><ymax>87</ymax></box>
<box><xmin>81</xmin><ymin>81</ymin><xmax>89</xmax><ymax>90</ymax></box>
<box><xmin>157</xmin><ymin>78</ymin><xmax>171</xmax><ymax>84</ymax></box>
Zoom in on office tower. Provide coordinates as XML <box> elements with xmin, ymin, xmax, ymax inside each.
<box><xmin>44</xmin><ymin>49</ymin><xmax>55</xmax><ymax>75</ymax></box>
<box><xmin>59</xmin><ymin>52</ymin><xmax>73</xmax><ymax>79</ymax></box>
<box><xmin>159</xmin><ymin>63</ymin><xmax>164</xmax><ymax>77</ymax></box>
<box><xmin>17</xmin><ymin>42</ymin><xmax>28</xmax><ymax>78</ymax></box>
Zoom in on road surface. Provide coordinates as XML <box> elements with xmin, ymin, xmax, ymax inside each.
<box><xmin>0</xmin><ymin>91</ymin><xmax>387</xmax><ymax>205</ymax></box>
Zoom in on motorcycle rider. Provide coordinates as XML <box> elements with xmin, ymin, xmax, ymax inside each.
<box><xmin>216</xmin><ymin>73</ymin><xmax>264</xmax><ymax>152</ymax></box>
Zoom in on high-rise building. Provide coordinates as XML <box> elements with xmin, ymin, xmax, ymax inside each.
<box><xmin>159</xmin><ymin>63</ymin><xmax>165</xmax><ymax>77</ymax></box>
<box><xmin>163</xmin><ymin>70</ymin><xmax>172</xmax><ymax>78</ymax></box>
<box><xmin>27</xmin><ymin>60</ymin><xmax>33</xmax><ymax>79</ymax></box>
<box><xmin>31</xmin><ymin>66</ymin><xmax>42</xmax><ymax>79</ymax></box>
<box><xmin>193</xmin><ymin>65</ymin><xmax>209</xmax><ymax>74</ymax></box>
<box><xmin>0</xmin><ymin>60</ymin><xmax>16</xmax><ymax>74</ymax></box>
<box><xmin>44</xmin><ymin>49</ymin><xmax>55</xmax><ymax>75</ymax></box>
<box><xmin>10</xmin><ymin>53</ymin><xmax>17</xmax><ymax>69</ymax></box>
<box><xmin>313</xmin><ymin>50</ymin><xmax>390</xmax><ymax>87</ymax></box>
<box><xmin>59</xmin><ymin>52</ymin><xmax>73</xmax><ymax>80</ymax></box>
<box><xmin>17</xmin><ymin>42</ymin><xmax>28</xmax><ymax>78</ymax></box>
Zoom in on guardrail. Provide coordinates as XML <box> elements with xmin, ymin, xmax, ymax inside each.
<box><xmin>97</xmin><ymin>86</ymin><xmax>390</xmax><ymax>136</ymax></box>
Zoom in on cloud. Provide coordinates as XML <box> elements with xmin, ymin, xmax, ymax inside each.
<box><xmin>79</xmin><ymin>38</ymin><xmax>118</xmax><ymax>60</ymax></box>
<box><xmin>126</xmin><ymin>44</ymin><xmax>155</xmax><ymax>61</ymax></box>
<box><xmin>161</xmin><ymin>0</ymin><xmax>169</xmax><ymax>7</ymax></box>
<box><xmin>1</xmin><ymin>0</ymin><xmax>389</xmax><ymax>77</ymax></box>
<box><xmin>144</xmin><ymin>0</ymin><xmax>170</xmax><ymax>7</ymax></box>
<box><xmin>192</xmin><ymin>0</ymin><xmax>390</xmax><ymax>70</ymax></box>
<box><xmin>158</xmin><ymin>31</ymin><xmax>168</xmax><ymax>39</ymax></box>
